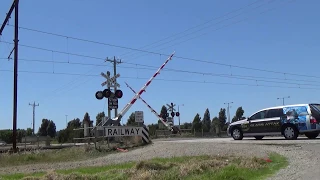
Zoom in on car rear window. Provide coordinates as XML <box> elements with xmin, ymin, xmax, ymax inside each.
<box><xmin>310</xmin><ymin>104</ymin><xmax>320</xmax><ymax>112</ymax></box>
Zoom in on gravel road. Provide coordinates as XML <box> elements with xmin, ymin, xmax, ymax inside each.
<box><xmin>0</xmin><ymin>137</ymin><xmax>319</xmax><ymax>179</ymax></box>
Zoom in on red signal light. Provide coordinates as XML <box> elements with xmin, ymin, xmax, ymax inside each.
<box><xmin>103</xmin><ymin>89</ymin><xmax>112</xmax><ymax>98</ymax></box>
<box><xmin>115</xmin><ymin>89</ymin><xmax>123</xmax><ymax>98</ymax></box>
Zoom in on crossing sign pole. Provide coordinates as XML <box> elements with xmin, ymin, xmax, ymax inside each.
<box><xmin>100</xmin><ymin>71</ymin><xmax>121</xmax><ymax>111</ymax></box>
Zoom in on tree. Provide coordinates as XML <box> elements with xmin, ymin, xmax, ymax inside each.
<box><xmin>160</xmin><ymin>105</ymin><xmax>168</xmax><ymax>121</ymax></box>
<box><xmin>235</xmin><ymin>106</ymin><xmax>245</xmax><ymax>121</ymax></box>
<box><xmin>218</xmin><ymin>108</ymin><xmax>227</xmax><ymax>128</ymax></box>
<box><xmin>47</xmin><ymin>120</ymin><xmax>56</xmax><ymax>138</ymax></box>
<box><xmin>96</xmin><ymin>112</ymin><xmax>105</xmax><ymax>126</ymax></box>
<box><xmin>231</xmin><ymin>116</ymin><xmax>238</xmax><ymax>123</ymax></box>
<box><xmin>38</xmin><ymin>119</ymin><xmax>56</xmax><ymax>137</ymax></box>
<box><xmin>83</xmin><ymin>112</ymin><xmax>91</xmax><ymax>125</ymax></box>
<box><xmin>192</xmin><ymin>113</ymin><xmax>202</xmax><ymax>132</ymax></box>
<box><xmin>202</xmin><ymin>108</ymin><xmax>211</xmax><ymax>132</ymax></box>
<box><xmin>126</xmin><ymin>112</ymin><xmax>138</xmax><ymax>126</ymax></box>
<box><xmin>181</xmin><ymin>122</ymin><xmax>192</xmax><ymax>129</ymax></box>
<box><xmin>38</xmin><ymin>119</ymin><xmax>50</xmax><ymax>136</ymax></box>
<box><xmin>57</xmin><ymin>118</ymin><xmax>83</xmax><ymax>143</ymax></box>
<box><xmin>67</xmin><ymin>118</ymin><xmax>82</xmax><ymax>129</ymax></box>
<box><xmin>211</xmin><ymin>117</ymin><xmax>221</xmax><ymax>136</ymax></box>
<box><xmin>26</xmin><ymin>128</ymin><xmax>33</xmax><ymax>136</ymax></box>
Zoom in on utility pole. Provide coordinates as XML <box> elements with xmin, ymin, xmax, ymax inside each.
<box><xmin>29</xmin><ymin>101</ymin><xmax>39</xmax><ymax>135</ymax></box>
<box><xmin>0</xmin><ymin>0</ymin><xmax>19</xmax><ymax>152</ymax></box>
<box><xmin>277</xmin><ymin>96</ymin><xmax>290</xmax><ymax>105</ymax></box>
<box><xmin>224</xmin><ymin>102</ymin><xmax>233</xmax><ymax>123</ymax></box>
<box><xmin>105</xmin><ymin>56</ymin><xmax>122</xmax><ymax>120</ymax></box>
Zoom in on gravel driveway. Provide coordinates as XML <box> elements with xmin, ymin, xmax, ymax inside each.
<box><xmin>0</xmin><ymin>137</ymin><xmax>319</xmax><ymax>179</ymax></box>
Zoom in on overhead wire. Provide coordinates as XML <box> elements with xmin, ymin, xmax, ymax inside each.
<box><xmin>5</xmin><ymin>0</ymin><xmax>265</xmax><ymax>60</ymax></box>
<box><xmin>0</xmin><ymin>69</ymin><xmax>319</xmax><ymax>91</ymax></box>
<box><xmin>124</xmin><ymin>0</ymin><xmax>278</xmax><ymax>60</ymax></box>
<box><xmin>117</xmin><ymin>0</ymin><xmax>268</xmax><ymax>59</ymax></box>
<box><xmin>0</xmin><ymin>0</ymin><xmax>300</xmax><ymax>102</ymax></box>
<box><xmin>125</xmin><ymin>0</ymin><xmax>295</xmax><ymax>62</ymax></box>
<box><xmin>1</xmin><ymin>39</ymin><xmax>318</xmax><ymax>80</ymax></box>
<box><xmin>3</xmin><ymin>57</ymin><xmax>320</xmax><ymax>85</ymax></box>
<box><xmin>0</xmin><ymin>0</ymin><xmax>291</xmax><ymax>99</ymax></box>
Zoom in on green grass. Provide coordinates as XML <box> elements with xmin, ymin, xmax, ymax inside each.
<box><xmin>0</xmin><ymin>153</ymin><xmax>288</xmax><ymax>180</ymax></box>
<box><xmin>0</xmin><ymin>145</ymin><xmax>113</xmax><ymax>167</ymax></box>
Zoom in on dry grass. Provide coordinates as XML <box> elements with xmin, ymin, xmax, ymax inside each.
<box><xmin>3</xmin><ymin>153</ymin><xmax>286</xmax><ymax>180</ymax></box>
<box><xmin>0</xmin><ymin>145</ymin><xmax>110</xmax><ymax>167</ymax></box>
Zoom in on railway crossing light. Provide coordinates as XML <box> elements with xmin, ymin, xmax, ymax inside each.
<box><xmin>171</xmin><ymin>112</ymin><xmax>175</xmax><ymax>117</ymax></box>
<box><xmin>95</xmin><ymin>89</ymin><xmax>123</xmax><ymax>100</ymax></box>
<box><xmin>103</xmin><ymin>89</ymin><xmax>112</xmax><ymax>98</ymax></box>
<box><xmin>115</xmin><ymin>89</ymin><xmax>123</xmax><ymax>98</ymax></box>
<box><xmin>176</xmin><ymin>112</ymin><xmax>180</xmax><ymax>116</ymax></box>
<box><xmin>95</xmin><ymin>91</ymin><xmax>104</xmax><ymax>100</ymax></box>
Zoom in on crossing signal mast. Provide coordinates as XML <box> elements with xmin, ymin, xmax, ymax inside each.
<box><xmin>95</xmin><ymin>52</ymin><xmax>176</xmax><ymax>129</ymax></box>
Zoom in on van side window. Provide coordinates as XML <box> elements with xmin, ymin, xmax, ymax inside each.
<box><xmin>250</xmin><ymin>110</ymin><xmax>267</xmax><ymax>120</ymax></box>
<box><xmin>266</xmin><ymin>108</ymin><xmax>284</xmax><ymax>118</ymax></box>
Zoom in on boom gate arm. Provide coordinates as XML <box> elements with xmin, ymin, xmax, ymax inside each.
<box><xmin>102</xmin><ymin>52</ymin><xmax>175</xmax><ymax>126</ymax></box>
<box><xmin>124</xmin><ymin>82</ymin><xmax>180</xmax><ymax>133</ymax></box>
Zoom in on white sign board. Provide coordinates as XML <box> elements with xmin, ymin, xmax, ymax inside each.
<box><xmin>104</xmin><ymin>126</ymin><xmax>143</xmax><ymax>137</ymax></box>
<box><xmin>135</xmin><ymin>111</ymin><xmax>144</xmax><ymax>123</ymax></box>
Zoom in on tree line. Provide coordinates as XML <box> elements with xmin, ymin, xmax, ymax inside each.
<box><xmin>125</xmin><ymin>105</ymin><xmax>245</xmax><ymax>136</ymax></box>
<box><xmin>0</xmin><ymin>105</ymin><xmax>245</xmax><ymax>143</ymax></box>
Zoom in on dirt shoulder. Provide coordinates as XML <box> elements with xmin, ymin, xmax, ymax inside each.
<box><xmin>0</xmin><ymin>138</ymin><xmax>319</xmax><ymax>180</ymax></box>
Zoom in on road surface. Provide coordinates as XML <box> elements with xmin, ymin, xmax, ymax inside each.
<box><xmin>0</xmin><ymin>136</ymin><xmax>319</xmax><ymax>180</ymax></box>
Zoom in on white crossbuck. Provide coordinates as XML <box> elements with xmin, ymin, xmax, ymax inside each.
<box><xmin>101</xmin><ymin>72</ymin><xmax>120</xmax><ymax>88</ymax></box>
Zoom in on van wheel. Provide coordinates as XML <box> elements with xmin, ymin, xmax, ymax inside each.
<box><xmin>231</xmin><ymin>127</ymin><xmax>243</xmax><ymax>140</ymax></box>
<box><xmin>282</xmin><ymin>125</ymin><xmax>298</xmax><ymax>140</ymax></box>
<box><xmin>305</xmin><ymin>132</ymin><xmax>319</xmax><ymax>139</ymax></box>
<box><xmin>254</xmin><ymin>136</ymin><xmax>264</xmax><ymax>140</ymax></box>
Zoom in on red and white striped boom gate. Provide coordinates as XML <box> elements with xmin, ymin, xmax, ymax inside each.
<box><xmin>125</xmin><ymin>82</ymin><xmax>179</xmax><ymax>133</ymax></box>
<box><xmin>102</xmin><ymin>52</ymin><xmax>175</xmax><ymax>127</ymax></box>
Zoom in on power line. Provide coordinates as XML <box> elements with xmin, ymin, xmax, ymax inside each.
<box><xmin>0</xmin><ymin>0</ymin><xmax>295</xmax><ymax>102</ymax></box>
<box><xmin>118</xmin><ymin>0</ymin><xmax>294</xmax><ymax>62</ymax></box>
<box><xmin>2</xmin><ymin>35</ymin><xmax>314</xmax><ymax>80</ymax></box>
<box><xmin>0</xmin><ymin>1</ymin><xmax>295</xmax><ymax>72</ymax></box>
<box><xmin>3</xmin><ymin>57</ymin><xmax>320</xmax><ymax>86</ymax></box>
<box><xmin>1</xmin><ymin>69</ymin><xmax>320</xmax><ymax>91</ymax></box>
<box><xmin>120</xmin><ymin>0</ymin><xmax>271</xmax><ymax>59</ymax></box>
<box><xmin>4</xmin><ymin>0</ymin><xmax>266</xmax><ymax>60</ymax></box>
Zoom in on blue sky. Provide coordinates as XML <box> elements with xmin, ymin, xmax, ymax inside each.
<box><xmin>1</xmin><ymin>0</ymin><xmax>320</xmax><ymax>131</ymax></box>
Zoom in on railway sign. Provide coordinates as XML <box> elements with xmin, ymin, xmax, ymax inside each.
<box><xmin>104</xmin><ymin>126</ymin><xmax>150</xmax><ymax>143</ymax></box>
<box><xmin>101</xmin><ymin>71</ymin><xmax>120</xmax><ymax>88</ymax></box>
<box><xmin>135</xmin><ymin>111</ymin><xmax>144</xmax><ymax>123</ymax></box>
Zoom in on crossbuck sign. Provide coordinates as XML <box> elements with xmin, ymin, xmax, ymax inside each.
<box><xmin>101</xmin><ymin>71</ymin><xmax>120</xmax><ymax>88</ymax></box>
